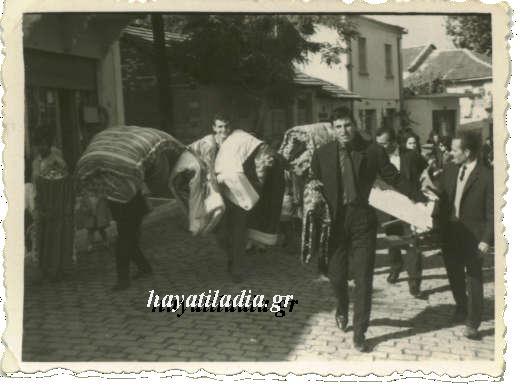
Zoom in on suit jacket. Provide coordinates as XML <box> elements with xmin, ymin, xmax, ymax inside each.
<box><xmin>399</xmin><ymin>149</ymin><xmax>427</xmax><ymax>193</ymax></box>
<box><xmin>438</xmin><ymin>162</ymin><xmax>494</xmax><ymax>245</ymax></box>
<box><xmin>310</xmin><ymin>134</ymin><xmax>422</xmax><ymax>221</ymax></box>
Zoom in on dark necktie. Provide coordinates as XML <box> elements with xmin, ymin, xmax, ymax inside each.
<box><xmin>459</xmin><ymin>165</ymin><xmax>467</xmax><ymax>181</ymax></box>
<box><xmin>339</xmin><ymin>145</ymin><xmax>357</xmax><ymax>205</ymax></box>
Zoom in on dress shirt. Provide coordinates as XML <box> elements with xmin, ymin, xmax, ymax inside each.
<box><xmin>389</xmin><ymin>148</ymin><xmax>401</xmax><ymax>172</ymax></box>
<box><xmin>454</xmin><ymin>159</ymin><xmax>477</xmax><ymax>218</ymax></box>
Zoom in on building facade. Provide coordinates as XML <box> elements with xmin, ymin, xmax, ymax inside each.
<box><xmin>402</xmin><ymin>44</ymin><xmax>492</xmax><ymax>141</ymax></box>
<box><xmin>23</xmin><ymin>14</ymin><xmax>130</xmax><ymax>175</ymax></box>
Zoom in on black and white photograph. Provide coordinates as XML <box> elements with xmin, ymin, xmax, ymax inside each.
<box><xmin>0</xmin><ymin>0</ymin><xmax>509</xmax><ymax>378</ymax></box>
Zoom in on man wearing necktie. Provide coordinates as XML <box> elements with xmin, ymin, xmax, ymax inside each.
<box><xmin>436</xmin><ymin>131</ymin><xmax>494</xmax><ymax>340</ymax></box>
<box><xmin>311</xmin><ymin>108</ymin><xmax>423</xmax><ymax>352</ymax></box>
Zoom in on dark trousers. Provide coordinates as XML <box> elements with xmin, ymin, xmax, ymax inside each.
<box><xmin>388</xmin><ymin>232</ymin><xmax>423</xmax><ymax>291</ymax></box>
<box><xmin>442</xmin><ymin>221</ymin><xmax>484</xmax><ymax>329</ymax></box>
<box><xmin>216</xmin><ymin>201</ymin><xmax>248</xmax><ymax>276</ymax></box>
<box><xmin>328</xmin><ymin>204</ymin><xmax>377</xmax><ymax>341</ymax></box>
<box><xmin>108</xmin><ymin>192</ymin><xmax>152</xmax><ymax>285</ymax></box>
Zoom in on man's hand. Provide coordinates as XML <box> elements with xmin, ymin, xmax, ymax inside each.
<box><xmin>478</xmin><ymin>242</ymin><xmax>490</xmax><ymax>254</ymax></box>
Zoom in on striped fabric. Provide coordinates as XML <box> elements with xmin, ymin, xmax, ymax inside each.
<box><xmin>76</xmin><ymin>126</ymin><xmax>187</xmax><ymax>203</ymax></box>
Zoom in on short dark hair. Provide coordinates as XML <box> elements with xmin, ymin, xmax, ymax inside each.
<box><xmin>329</xmin><ymin>107</ymin><xmax>355</xmax><ymax>125</ymax></box>
<box><xmin>376</xmin><ymin>127</ymin><xmax>396</xmax><ymax>142</ymax></box>
<box><xmin>212</xmin><ymin>112</ymin><xmax>231</xmax><ymax>126</ymax></box>
<box><xmin>439</xmin><ymin>135</ymin><xmax>452</xmax><ymax>149</ymax></box>
<box><xmin>459</xmin><ymin>131</ymin><xmax>482</xmax><ymax>158</ymax></box>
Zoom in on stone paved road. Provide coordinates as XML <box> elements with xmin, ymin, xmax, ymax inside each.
<box><xmin>22</xmin><ymin>202</ymin><xmax>495</xmax><ymax>362</ymax></box>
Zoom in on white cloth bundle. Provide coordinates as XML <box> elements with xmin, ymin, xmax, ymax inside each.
<box><xmin>170</xmin><ymin>150</ymin><xmax>225</xmax><ymax>235</ymax></box>
<box><xmin>369</xmin><ymin>179</ymin><xmax>435</xmax><ymax>232</ymax></box>
<box><xmin>214</xmin><ymin>130</ymin><xmax>263</xmax><ymax>210</ymax></box>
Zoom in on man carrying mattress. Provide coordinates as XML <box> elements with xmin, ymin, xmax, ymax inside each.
<box><xmin>190</xmin><ymin>114</ymin><xmax>285</xmax><ymax>283</ymax></box>
<box><xmin>76</xmin><ymin>126</ymin><xmax>188</xmax><ymax>291</ymax></box>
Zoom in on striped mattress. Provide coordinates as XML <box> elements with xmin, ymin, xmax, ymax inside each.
<box><xmin>75</xmin><ymin>126</ymin><xmax>187</xmax><ymax>203</ymax></box>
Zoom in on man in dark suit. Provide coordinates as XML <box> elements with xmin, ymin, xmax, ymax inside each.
<box><xmin>311</xmin><ymin>108</ymin><xmax>422</xmax><ymax>352</ymax></box>
<box><xmin>437</xmin><ymin>131</ymin><xmax>494</xmax><ymax>340</ymax></box>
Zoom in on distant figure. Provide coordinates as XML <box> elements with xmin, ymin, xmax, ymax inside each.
<box><xmin>375</xmin><ymin>128</ymin><xmax>428</xmax><ymax>299</ymax></box>
<box><xmin>76</xmin><ymin>194</ymin><xmax>111</xmax><ymax>252</ymax></box>
<box><xmin>482</xmin><ymin>136</ymin><xmax>493</xmax><ymax>167</ymax></box>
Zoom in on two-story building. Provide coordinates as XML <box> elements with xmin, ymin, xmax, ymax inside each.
<box><xmin>298</xmin><ymin>16</ymin><xmax>406</xmax><ymax>138</ymax></box>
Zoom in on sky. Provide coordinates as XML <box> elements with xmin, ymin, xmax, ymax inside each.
<box><xmin>369</xmin><ymin>15</ymin><xmax>455</xmax><ymax>50</ymax></box>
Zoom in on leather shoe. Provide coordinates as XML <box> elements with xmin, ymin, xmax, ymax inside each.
<box><xmin>353</xmin><ymin>337</ymin><xmax>369</xmax><ymax>353</ymax></box>
<box><xmin>410</xmin><ymin>287</ymin><xmax>428</xmax><ymax>300</ymax></box>
<box><xmin>463</xmin><ymin>326</ymin><xmax>480</xmax><ymax>340</ymax></box>
<box><xmin>334</xmin><ymin>311</ymin><xmax>348</xmax><ymax>332</ymax></box>
<box><xmin>387</xmin><ymin>272</ymin><xmax>399</xmax><ymax>284</ymax></box>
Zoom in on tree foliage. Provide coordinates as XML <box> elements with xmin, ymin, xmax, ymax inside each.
<box><xmin>445</xmin><ymin>14</ymin><xmax>492</xmax><ymax>55</ymax></box>
<box><xmin>132</xmin><ymin>14</ymin><xmax>358</xmax><ymax>129</ymax></box>
<box><xmin>170</xmin><ymin>15</ymin><xmax>356</xmax><ymax>99</ymax></box>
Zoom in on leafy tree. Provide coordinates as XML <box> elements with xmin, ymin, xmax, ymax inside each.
<box><xmin>445</xmin><ymin>14</ymin><xmax>492</xmax><ymax>56</ymax></box>
<box><xmin>133</xmin><ymin>14</ymin><xmax>358</xmax><ymax>132</ymax></box>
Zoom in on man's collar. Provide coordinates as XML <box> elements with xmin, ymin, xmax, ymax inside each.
<box><xmin>462</xmin><ymin>159</ymin><xmax>477</xmax><ymax>171</ymax></box>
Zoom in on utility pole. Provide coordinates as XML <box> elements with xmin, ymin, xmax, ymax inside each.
<box><xmin>151</xmin><ymin>13</ymin><xmax>174</xmax><ymax>133</ymax></box>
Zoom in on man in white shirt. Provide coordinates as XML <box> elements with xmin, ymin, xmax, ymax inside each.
<box><xmin>437</xmin><ymin>131</ymin><xmax>494</xmax><ymax>340</ymax></box>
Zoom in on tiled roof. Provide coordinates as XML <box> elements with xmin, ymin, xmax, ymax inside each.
<box><xmin>402</xmin><ymin>46</ymin><xmax>426</xmax><ymax>71</ymax></box>
<box><xmin>293</xmin><ymin>70</ymin><xmax>360</xmax><ymax>99</ymax></box>
<box><xmin>404</xmin><ymin>48</ymin><xmax>492</xmax><ymax>86</ymax></box>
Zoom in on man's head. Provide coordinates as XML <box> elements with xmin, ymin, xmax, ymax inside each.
<box><xmin>329</xmin><ymin>107</ymin><xmax>357</xmax><ymax>145</ymax></box>
<box><xmin>375</xmin><ymin>127</ymin><xmax>397</xmax><ymax>154</ymax></box>
<box><xmin>211</xmin><ymin>113</ymin><xmax>231</xmax><ymax>145</ymax></box>
<box><xmin>451</xmin><ymin>131</ymin><xmax>482</xmax><ymax>165</ymax></box>
<box><xmin>432</xmin><ymin>132</ymin><xmax>440</xmax><ymax>144</ymax></box>
<box><xmin>438</xmin><ymin>135</ymin><xmax>452</xmax><ymax>153</ymax></box>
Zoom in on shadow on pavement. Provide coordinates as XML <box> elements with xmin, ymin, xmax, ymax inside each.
<box><xmin>367</xmin><ymin>298</ymin><xmax>495</xmax><ymax>352</ymax></box>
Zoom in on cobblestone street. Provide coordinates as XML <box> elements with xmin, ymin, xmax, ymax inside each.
<box><xmin>22</xmin><ymin>202</ymin><xmax>495</xmax><ymax>362</ymax></box>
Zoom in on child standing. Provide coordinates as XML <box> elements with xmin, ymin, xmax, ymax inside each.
<box><xmin>77</xmin><ymin>194</ymin><xmax>111</xmax><ymax>252</ymax></box>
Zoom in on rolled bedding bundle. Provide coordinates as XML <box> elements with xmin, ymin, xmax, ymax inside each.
<box><xmin>169</xmin><ymin>148</ymin><xmax>225</xmax><ymax>236</ymax></box>
<box><xmin>300</xmin><ymin>179</ymin><xmax>332</xmax><ymax>265</ymax></box>
<box><xmin>75</xmin><ymin>125</ymin><xmax>187</xmax><ymax>203</ymax></box>
<box><xmin>277</xmin><ymin>122</ymin><xmax>336</xmax><ymax>222</ymax></box>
